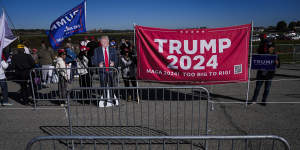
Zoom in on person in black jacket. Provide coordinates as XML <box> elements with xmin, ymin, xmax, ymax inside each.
<box><xmin>249</xmin><ymin>40</ymin><xmax>280</xmax><ymax>106</ymax></box>
<box><xmin>86</xmin><ymin>36</ymin><xmax>99</xmax><ymax>85</ymax></box>
<box><xmin>11</xmin><ymin>48</ymin><xmax>35</xmax><ymax>105</ymax></box>
<box><xmin>120</xmin><ymin>48</ymin><xmax>137</xmax><ymax>101</ymax></box>
<box><xmin>86</xmin><ymin>36</ymin><xmax>98</xmax><ymax>67</ymax></box>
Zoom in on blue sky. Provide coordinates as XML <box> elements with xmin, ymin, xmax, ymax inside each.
<box><xmin>1</xmin><ymin>0</ymin><xmax>300</xmax><ymax>30</ymax></box>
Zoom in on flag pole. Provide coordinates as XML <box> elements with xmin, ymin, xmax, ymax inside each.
<box><xmin>246</xmin><ymin>21</ymin><xmax>254</xmax><ymax>108</ymax></box>
<box><xmin>133</xmin><ymin>23</ymin><xmax>136</xmax><ymax>47</ymax></box>
<box><xmin>133</xmin><ymin>23</ymin><xmax>140</xmax><ymax>103</ymax></box>
<box><xmin>84</xmin><ymin>0</ymin><xmax>87</xmax><ymax>29</ymax></box>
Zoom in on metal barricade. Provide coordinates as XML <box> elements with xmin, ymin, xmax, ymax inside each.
<box><xmin>26</xmin><ymin>135</ymin><xmax>291</xmax><ymax>150</ymax></box>
<box><xmin>29</xmin><ymin>67</ymin><xmax>119</xmax><ymax>108</ymax></box>
<box><xmin>64</xmin><ymin>86</ymin><xmax>210</xmax><ymax>137</ymax></box>
<box><xmin>293</xmin><ymin>44</ymin><xmax>300</xmax><ymax>62</ymax></box>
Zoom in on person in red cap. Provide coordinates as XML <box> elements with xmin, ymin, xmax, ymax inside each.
<box><xmin>77</xmin><ymin>46</ymin><xmax>92</xmax><ymax>98</ymax></box>
<box><xmin>31</xmin><ymin>48</ymin><xmax>39</xmax><ymax>66</ymax></box>
<box><xmin>57</xmin><ymin>49</ymin><xmax>65</xmax><ymax>54</ymax></box>
<box><xmin>90</xmin><ymin>36</ymin><xmax>95</xmax><ymax>41</ymax></box>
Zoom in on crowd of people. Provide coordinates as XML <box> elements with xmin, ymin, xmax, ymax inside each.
<box><xmin>0</xmin><ymin>34</ymin><xmax>280</xmax><ymax>107</ymax></box>
<box><xmin>0</xmin><ymin>36</ymin><xmax>138</xmax><ymax>106</ymax></box>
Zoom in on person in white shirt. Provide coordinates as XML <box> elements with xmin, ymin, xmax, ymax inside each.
<box><xmin>56</xmin><ymin>50</ymin><xmax>69</xmax><ymax>106</ymax></box>
<box><xmin>80</xmin><ymin>36</ymin><xmax>90</xmax><ymax>46</ymax></box>
<box><xmin>77</xmin><ymin>46</ymin><xmax>92</xmax><ymax>98</ymax></box>
<box><xmin>24</xmin><ymin>46</ymin><xmax>31</xmax><ymax>54</ymax></box>
<box><xmin>0</xmin><ymin>58</ymin><xmax>12</xmax><ymax>106</ymax></box>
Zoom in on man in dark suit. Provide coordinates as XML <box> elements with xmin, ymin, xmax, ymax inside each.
<box><xmin>92</xmin><ymin>36</ymin><xmax>117</xmax><ymax>100</ymax></box>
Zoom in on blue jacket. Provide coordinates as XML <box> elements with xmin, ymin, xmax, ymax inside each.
<box><xmin>92</xmin><ymin>46</ymin><xmax>117</xmax><ymax>67</ymax></box>
<box><xmin>65</xmin><ymin>48</ymin><xmax>77</xmax><ymax>64</ymax></box>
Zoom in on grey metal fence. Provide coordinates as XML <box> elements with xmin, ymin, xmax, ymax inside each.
<box><xmin>25</xmin><ymin>135</ymin><xmax>291</xmax><ymax>150</ymax></box>
<box><xmin>29</xmin><ymin>67</ymin><xmax>211</xmax><ymax>139</ymax></box>
<box><xmin>65</xmin><ymin>86</ymin><xmax>210</xmax><ymax>137</ymax></box>
<box><xmin>29</xmin><ymin>67</ymin><xmax>119</xmax><ymax>108</ymax></box>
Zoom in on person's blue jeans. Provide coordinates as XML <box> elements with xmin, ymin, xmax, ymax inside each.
<box><xmin>252</xmin><ymin>80</ymin><xmax>272</xmax><ymax>103</ymax></box>
<box><xmin>0</xmin><ymin>79</ymin><xmax>8</xmax><ymax>103</ymax></box>
<box><xmin>70</xmin><ymin>61</ymin><xmax>77</xmax><ymax>81</ymax></box>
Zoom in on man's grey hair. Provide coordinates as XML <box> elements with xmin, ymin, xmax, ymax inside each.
<box><xmin>100</xmin><ymin>35</ymin><xmax>109</xmax><ymax>41</ymax></box>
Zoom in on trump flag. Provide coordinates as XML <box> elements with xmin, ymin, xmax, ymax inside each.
<box><xmin>251</xmin><ymin>54</ymin><xmax>277</xmax><ymax>71</ymax></box>
<box><xmin>47</xmin><ymin>0</ymin><xmax>86</xmax><ymax>49</ymax></box>
<box><xmin>135</xmin><ymin>24</ymin><xmax>251</xmax><ymax>84</ymax></box>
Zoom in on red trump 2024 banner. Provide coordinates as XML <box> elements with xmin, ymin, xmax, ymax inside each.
<box><xmin>135</xmin><ymin>24</ymin><xmax>251</xmax><ymax>83</ymax></box>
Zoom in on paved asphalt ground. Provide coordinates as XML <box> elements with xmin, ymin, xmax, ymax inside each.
<box><xmin>0</xmin><ymin>63</ymin><xmax>299</xmax><ymax>150</ymax></box>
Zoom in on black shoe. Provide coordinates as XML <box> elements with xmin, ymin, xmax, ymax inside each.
<box><xmin>22</xmin><ymin>101</ymin><xmax>29</xmax><ymax>105</ymax></box>
<box><xmin>259</xmin><ymin>103</ymin><xmax>267</xmax><ymax>106</ymax></box>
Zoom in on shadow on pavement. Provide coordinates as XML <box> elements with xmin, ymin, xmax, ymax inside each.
<box><xmin>211</xmin><ymin>93</ymin><xmax>245</xmax><ymax>102</ymax></box>
<box><xmin>275</xmin><ymin>73</ymin><xmax>300</xmax><ymax>78</ymax></box>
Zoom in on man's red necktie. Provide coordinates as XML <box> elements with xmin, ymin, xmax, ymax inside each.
<box><xmin>104</xmin><ymin>47</ymin><xmax>109</xmax><ymax>71</ymax></box>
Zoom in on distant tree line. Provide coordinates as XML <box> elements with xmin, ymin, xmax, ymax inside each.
<box><xmin>12</xmin><ymin>29</ymin><xmax>134</xmax><ymax>36</ymax></box>
<box><xmin>275</xmin><ymin>20</ymin><xmax>300</xmax><ymax>32</ymax></box>
<box><xmin>11</xmin><ymin>20</ymin><xmax>300</xmax><ymax>36</ymax></box>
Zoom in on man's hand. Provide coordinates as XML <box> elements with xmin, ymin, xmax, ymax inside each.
<box><xmin>99</xmin><ymin>62</ymin><xmax>104</xmax><ymax>68</ymax></box>
<box><xmin>110</xmin><ymin>61</ymin><xmax>114</xmax><ymax>67</ymax></box>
